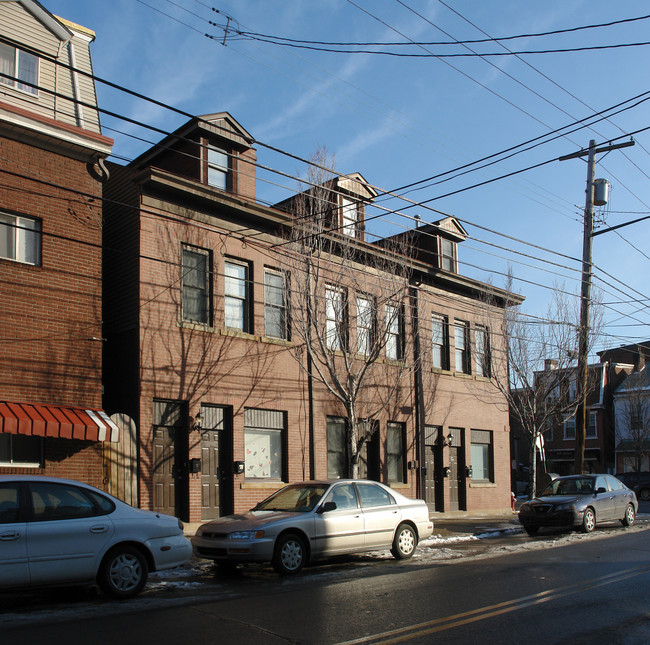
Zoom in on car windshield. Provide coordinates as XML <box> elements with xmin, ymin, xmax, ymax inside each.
<box><xmin>254</xmin><ymin>484</ymin><xmax>327</xmax><ymax>512</ymax></box>
<box><xmin>540</xmin><ymin>477</ymin><xmax>594</xmax><ymax>496</ymax></box>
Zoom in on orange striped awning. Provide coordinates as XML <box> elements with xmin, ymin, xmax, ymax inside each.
<box><xmin>0</xmin><ymin>401</ymin><xmax>119</xmax><ymax>442</ymax></box>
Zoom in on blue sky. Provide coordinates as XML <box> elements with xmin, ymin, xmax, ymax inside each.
<box><xmin>47</xmin><ymin>0</ymin><xmax>650</xmax><ymax>353</ymax></box>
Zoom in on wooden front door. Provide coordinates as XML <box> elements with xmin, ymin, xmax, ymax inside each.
<box><xmin>449</xmin><ymin>446</ymin><xmax>459</xmax><ymax>511</ymax></box>
<box><xmin>152</xmin><ymin>400</ymin><xmax>189</xmax><ymax>521</ymax></box>
<box><xmin>200</xmin><ymin>405</ymin><xmax>233</xmax><ymax>519</ymax></box>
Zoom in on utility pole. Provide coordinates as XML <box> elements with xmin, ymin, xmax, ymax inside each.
<box><xmin>559</xmin><ymin>138</ymin><xmax>634</xmax><ymax>474</ymax></box>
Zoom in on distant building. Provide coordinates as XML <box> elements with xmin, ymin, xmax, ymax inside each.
<box><xmin>0</xmin><ymin>1</ymin><xmax>115</xmax><ymax>483</ymax></box>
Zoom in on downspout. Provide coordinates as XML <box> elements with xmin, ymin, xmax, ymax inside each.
<box><xmin>68</xmin><ymin>41</ymin><xmax>85</xmax><ymax>128</ymax></box>
<box><xmin>307</xmin><ymin>352</ymin><xmax>315</xmax><ymax>480</ymax></box>
<box><xmin>409</xmin><ymin>279</ymin><xmax>426</xmax><ymax>499</ymax></box>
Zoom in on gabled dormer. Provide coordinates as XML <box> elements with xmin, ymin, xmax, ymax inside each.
<box><xmin>409</xmin><ymin>216</ymin><xmax>467</xmax><ymax>273</ymax></box>
<box><xmin>129</xmin><ymin>112</ymin><xmax>257</xmax><ymax>201</ymax></box>
<box><xmin>0</xmin><ymin>0</ymin><xmax>111</xmax><ymax>161</ymax></box>
<box><xmin>275</xmin><ymin>171</ymin><xmax>377</xmax><ymax>242</ymax></box>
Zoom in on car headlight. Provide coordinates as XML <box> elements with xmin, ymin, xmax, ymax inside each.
<box><xmin>195</xmin><ymin>526</ymin><xmax>203</xmax><ymax>537</ymax></box>
<box><xmin>519</xmin><ymin>503</ymin><xmax>530</xmax><ymax>512</ymax></box>
<box><xmin>229</xmin><ymin>530</ymin><xmax>265</xmax><ymax>539</ymax></box>
<box><xmin>555</xmin><ymin>503</ymin><xmax>573</xmax><ymax>511</ymax></box>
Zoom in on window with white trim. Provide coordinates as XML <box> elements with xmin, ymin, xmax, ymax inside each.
<box><xmin>325</xmin><ymin>285</ymin><xmax>347</xmax><ymax>351</ymax></box>
<box><xmin>207</xmin><ymin>146</ymin><xmax>229</xmax><ymax>190</ymax></box>
<box><xmin>475</xmin><ymin>325</ymin><xmax>491</xmax><ymax>377</ymax></box>
<box><xmin>0</xmin><ymin>212</ymin><xmax>41</xmax><ymax>265</ymax></box>
<box><xmin>432</xmin><ymin>314</ymin><xmax>448</xmax><ymax>369</ymax></box>
<box><xmin>182</xmin><ymin>246</ymin><xmax>211</xmax><ymax>324</ymax></box>
<box><xmin>440</xmin><ymin>238</ymin><xmax>456</xmax><ymax>272</ymax></box>
<box><xmin>454</xmin><ymin>320</ymin><xmax>470</xmax><ymax>374</ymax></box>
<box><xmin>341</xmin><ymin>197</ymin><xmax>359</xmax><ymax>238</ymax></box>
<box><xmin>356</xmin><ymin>295</ymin><xmax>374</xmax><ymax>356</ymax></box>
<box><xmin>0</xmin><ymin>43</ymin><xmax>38</xmax><ymax>95</ymax></box>
<box><xmin>264</xmin><ymin>269</ymin><xmax>289</xmax><ymax>339</ymax></box>
<box><xmin>224</xmin><ymin>260</ymin><xmax>251</xmax><ymax>332</ymax></box>
<box><xmin>563</xmin><ymin>415</ymin><xmax>576</xmax><ymax>440</ymax></box>
<box><xmin>385</xmin><ymin>303</ymin><xmax>403</xmax><ymax>361</ymax></box>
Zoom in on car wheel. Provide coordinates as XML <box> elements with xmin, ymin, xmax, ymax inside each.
<box><xmin>523</xmin><ymin>525</ymin><xmax>539</xmax><ymax>536</ymax></box>
<box><xmin>622</xmin><ymin>503</ymin><xmax>636</xmax><ymax>527</ymax></box>
<box><xmin>581</xmin><ymin>507</ymin><xmax>596</xmax><ymax>533</ymax></box>
<box><xmin>272</xmin><ymin>533</ymin><xmax>306</xmax><ymax>575</ymax></box>
<box><xmin>391</xmin><ymin>523</ymin><xmax>417</xmax><ymax>559</ymax></box>
<box><xmin>98</xmin><ymin>545</ymin><xmax>148</xmax><ymax>599</ymax></box>
<box><xmin>639</xmin><ymin>488</ymin><xmax>650</xmax><ymax>502</ymax></box>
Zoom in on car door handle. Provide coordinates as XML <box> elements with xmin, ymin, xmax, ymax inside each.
<box><xmin>0</xmin><ymin>531</ymin><xmax>21</xmax><ymax>541</ymax></box>
<box><xmin>90</xmin><ymin>525</ymin><xmax>109</xmax><ymax>534</ymax></box>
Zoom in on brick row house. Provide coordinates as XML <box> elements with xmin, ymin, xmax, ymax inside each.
<box><xmin>510</xmin><ymin>344</ymin><xmax>646</xmax><ymax>489</ymax></box>
<box><xmin>0</xmin><ymin>1</ymin><xmax>116</xmax><ymax>483</ymax></box>
<box><xmin>103</xmin><ymin>111</ymin><xmax>521</xmax><ymax>521</ymax></box>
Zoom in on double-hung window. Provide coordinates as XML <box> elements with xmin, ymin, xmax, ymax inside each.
<box><xmin>432</xmin><ymin>314</ymin><xmax>448</xmax><ymax>369</ymax></box>
<box><xmin>454</xmin><ymin>321</ymin><xmax>470</xmax><ymax>374</ymax></box>
<box><xmin>325</xmin><ymin>286</ymin><xmax>347</xmax><ymax>351</ymax></box>
<box><xmin>356</xmin><ymin>295</ymin><xmax>374</xmax><ymax>356</ymax></box>
<box><xmin>0</xmin><ymin>43</ymin><xmax>38</xmax><ymax>95</ymax></box>
<box><xmin>0</xmin><ymin>212</ymin><xmax>41</xmax><ymax>265</ymax></box>
<box><xmin>181</xmin><ymin>246</ymin><xmax>211</xmax><ymax>324</ymax></box>
<box><xmin>327</xmin><ymin>417</ymin><xmax>347</xmax><ymax>479</ymax></box>
<box><xmin>474</xmin><ymin>325</ymin><xmax>491</xmax><ymax>377</ymax></box>
<box><xmin>563</xmin><ymin>415</ymin><xmax>576</xmax><ymax>440</ymax></box>
<box><xmin>341</xmin><ymin>197</ymin><xmax>359</xmax><ymax>238</ymax></box>
<box><xmin>440</xmin><ymin>238</ymin><xmax>456</xmax><ymax>272</ymax></box>
<box><xmin>387</xmin><ymin>422</ymin><xmax>406</xmax><ymax>484</ymax></box>
<box><xmin>244</xmin><ymin>408</ymin><xmax>285</xmax><ymax>479</ymax></box>
<box><xmin>264</xmin><ymin>269</ymin><xmax>289</xmax><ymax>339</ymax></box>
<box><xmin>587</xmin><ymin>411</ymin><xmax>597</xmax><ymax>439</ymax></box>
<box><xmin>385</xmin><ymin>303</ymin><xmax>403</xmax><ymax>361</ymax></box>
<box><xmin>207</xmin><ymin>146</ymin><xmax>229</xmax><ymax>190</ymax></box>
<box><xmin>225</xmin><ymin>260</ymin><xmax>250</xmax><ymax>332</ymax></box>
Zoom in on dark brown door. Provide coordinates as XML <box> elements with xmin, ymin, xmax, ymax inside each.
<box><xmin>152</xmin><ymin>400</ymin><xmax>189</xmax><ymax>521</ymax></box>
<box><xmin>200</xmin><ymin>405</ymin><xmax>233</xmax><ymax>519</ymax></box>
<box><xmin>424</xmin><ymin>445</ymin><xmax>437</xmax><ymax>511</ymax></box>
<box><xmin>449</xmin><ymin>447</ymin><xmax>459</xmax><ymax>511</ymax></box>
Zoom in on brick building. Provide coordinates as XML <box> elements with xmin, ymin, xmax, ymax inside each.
<box><xmin>103</xmin><ymin>112</ymin><xmax>520</xmax><ymax>521</ymax></box>
<box><xmin>0</xmin><ymin>1</ymin><xmax>116</xmax><ymax>482</ymax></box>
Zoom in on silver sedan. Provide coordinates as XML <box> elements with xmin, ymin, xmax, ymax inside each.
<box><xmin>192</xmin><ymin>480</ymin><xmax>434</xmax><ymax>574</ymax></box>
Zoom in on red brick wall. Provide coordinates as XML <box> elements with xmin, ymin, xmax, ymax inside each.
<box><xmin>0</xmin><ymin>136</ymin><xmax>104</xmax><ymax>481</ymax></box>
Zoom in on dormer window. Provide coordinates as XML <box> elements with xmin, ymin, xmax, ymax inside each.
<box><xmin>341</xmin><ymin>196</ymin><xmax>360</xmax><ymax>238</ymax></box>
<box><xmin>0</xmin><ymin>43</ymin><xmax>38</xmax><ymax>96</ymax></box>
<box><xmin>207</xmin><ymin>146</ymin><xmax>229</xmax><ymax>190</ymax></box>
<box><xmin>440</xmin><ymin>238</ymin><xmax>457</xmax><ymax>272</ymax></box>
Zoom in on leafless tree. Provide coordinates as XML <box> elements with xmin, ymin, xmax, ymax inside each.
<box><xmin>616</xmin><ymin>369</ymin><xmax>650</xmax><ymax>472</ymax></box>
<box><xmin>487</xmin><ymin>272</ymin><xmax>600</xmax><ymax>497</ymax></box>
<box><xmin>282</xmin><ymin>149</ymin><xmax>414</xmax><ymax>478</ymax></box>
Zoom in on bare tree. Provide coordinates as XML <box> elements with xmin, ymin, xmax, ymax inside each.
<box><xmin>488</xmin><ymin>273</ymin><xmax>598</xmax><ymax>497</ymax></box>
<box><xmin>616</xmin><ymin>369</ymin><xmax>650</xmax><ymax>472</ymax></box>
<box><xmin>281</xmin><ymin>149</ymin><xmax>414</xmax><ymax>478</ymax></box>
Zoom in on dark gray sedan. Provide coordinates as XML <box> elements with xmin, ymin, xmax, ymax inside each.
<box><xmin>518</xmin><ymin>474</ymin><xmax>637</xmax><ymax>536</ymax></box>
<box><xmin>192</xmin><ymin>480</ymin><xmax>433</xmax><ymax>575</ymax></box>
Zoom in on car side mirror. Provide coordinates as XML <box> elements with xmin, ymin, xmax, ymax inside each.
<box><xmin>317</xmin><ymin>501</ymin><xmax>337</xmax><ymax>514</ymax></box>
<box><xmin>596</xmin><ymin>487</ymin><xmax>607</xmax><ymax>495</ymax></box>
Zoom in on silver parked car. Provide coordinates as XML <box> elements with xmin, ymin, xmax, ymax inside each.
<box><xmin>192</xmin><ymin>480</ymin><xmax>434</xmax><ymax>574</ymax></box>
<box><xmin>0</xmin><ymin>476</ymin><xmax>192</xmax><ymax>599</ymax></box>
<box><xmin>518</xmin><ymin>474</ymin><xmax>638</xmax><ymax>536</ymax></box>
